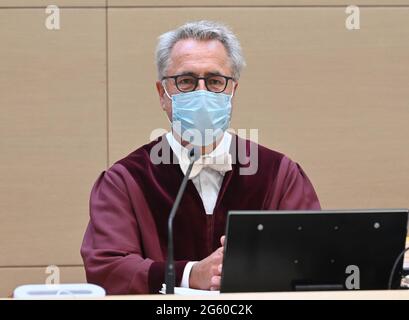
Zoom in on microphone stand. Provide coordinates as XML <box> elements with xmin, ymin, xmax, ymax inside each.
<box><xmin>166</xmin><ymin>148</ymin><xmax>199</xmax><ymax>294</ymax></box>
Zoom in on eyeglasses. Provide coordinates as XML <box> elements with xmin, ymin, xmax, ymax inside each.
<box><xmin>162</xmin><ymin>74</ymin><xmax>234</xmax><ymax>93</ymax></box>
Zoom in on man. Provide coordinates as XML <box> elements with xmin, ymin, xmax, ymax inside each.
<box><xmin>81</xmin><ymin>20</ymin><xmax>320</xmax><ymax>295</ymax></box>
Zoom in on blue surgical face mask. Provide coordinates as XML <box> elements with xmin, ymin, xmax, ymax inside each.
<box><xmin>164</xmin><ymin>86</ymin><xmax>234</xmax><ymax>146</ymax></box>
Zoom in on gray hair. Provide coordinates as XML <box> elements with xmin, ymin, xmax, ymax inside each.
<box><xmin>155</xmin><ymin>20</ymin><xmax>246</xmax><ymax>80</ymax></box>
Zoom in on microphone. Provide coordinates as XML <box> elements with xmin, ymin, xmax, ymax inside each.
<box><xmin>165</xmin><ymin>147</ymin><xmax>201</xmax><ymax>294</ymax></box>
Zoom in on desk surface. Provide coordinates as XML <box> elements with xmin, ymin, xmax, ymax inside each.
<box><xmin>1</xmin><ymin>290</ymin><xmax>408</xmax><ymax>300</ymax></box>
<box><xmin>104</xmin><ymin>290</ymin><xmax>409</xmax><ymax>300</ymax></box>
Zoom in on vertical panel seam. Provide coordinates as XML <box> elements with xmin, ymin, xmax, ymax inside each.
<box><xmin>105</xmin><ymin>0</ymin><xmax>110</xmax><ymax>169</ymax></box>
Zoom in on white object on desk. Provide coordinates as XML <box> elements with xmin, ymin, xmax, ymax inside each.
<box><xmin>159</xmin><ymin>284</ymin><xmax>220</xmax><ymax>295</ymax></box>
<box><xmin>13</xmin><ymin>283</ymin><xmax>106</xmax><ymax>299</ymax></box>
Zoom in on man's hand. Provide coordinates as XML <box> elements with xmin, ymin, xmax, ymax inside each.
<box><xmin>189</xmin><ymin>235</ymin><xmax>225</xmax><ymax>290</ymax></box>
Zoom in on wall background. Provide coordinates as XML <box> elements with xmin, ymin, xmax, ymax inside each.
<box><xmin>0</xmin><ymin>0</ymin><xmax>408</xmax><ymax>297</ymax></box>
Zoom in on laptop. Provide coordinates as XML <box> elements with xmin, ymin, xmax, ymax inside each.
<box><xmin>220</xmin><ymin>209</ymin><xmax>408</xmax><ymax>293</ymax></box>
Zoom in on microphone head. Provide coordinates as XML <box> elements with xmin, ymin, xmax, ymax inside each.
<box><xmin>188</xmin><ymin>147</ymin><xmax>201</xmax><ymax>162</ymax></box>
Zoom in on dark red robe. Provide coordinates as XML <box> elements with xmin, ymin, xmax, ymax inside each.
<box><xmin>80</xmin><ymin>134</ymin><xmax>321</xmax><ymax>294</ymax></box>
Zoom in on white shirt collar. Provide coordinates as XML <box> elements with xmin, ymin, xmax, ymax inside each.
<box><xmin>166</xmin><ymin>131</ymin><xmax>232</xmax><ymax>173</ymax></box>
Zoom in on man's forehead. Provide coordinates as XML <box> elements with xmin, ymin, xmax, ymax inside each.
<box><xmin>168</xmin><ymin>39</ymin><xmax>230</xmax><ymax>74</ymax></box>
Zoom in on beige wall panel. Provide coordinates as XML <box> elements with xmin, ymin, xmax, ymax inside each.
<box><xmin>0</xmin><ymin>266</ymin><xmax>85</xmax><ymax>298</ymax></box>
<box><xmin>108</xmin><ymin>8</ymin><xmax>409</xmax><ymax>210</ymax></box>
<box><xmin>108</xmin><ymin>1</ymin><xmax>409</xmax><ymax>7</ymax></box>
<box><xmin>0</xmin><ymin>9</ymin><xmax>106</xmax><ymax>266</ymax></box>
<box><xmin>0</xmin><ymin>1</ymin><xmax>104</xmax><ymax>7</ymax></box>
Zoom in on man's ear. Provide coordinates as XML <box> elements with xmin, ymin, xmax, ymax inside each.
<box><xmin>156</xmin><ymin>81</ymin><xmax>166</xmax><ymax>110</ymax></box>
<box><xmin>232</xmin><ymin>82</ymin><xmax>239</xmax><ymax>99</ymax></box>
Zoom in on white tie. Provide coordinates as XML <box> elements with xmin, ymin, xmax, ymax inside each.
<box><xmin>179</xmin><ymin>152</ymin><xmax>233</xmax><ymax>179</ymax></box>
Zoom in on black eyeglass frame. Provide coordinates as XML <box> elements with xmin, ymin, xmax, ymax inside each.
<box><xmin>161</xmin><ymin>74</ymin><xmax>235</xmax><ymax>93</ymax></box>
